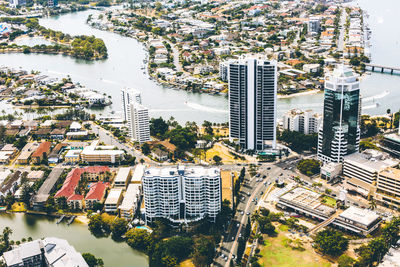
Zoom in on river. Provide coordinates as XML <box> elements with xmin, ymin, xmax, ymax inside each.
<box><xmin>0</xmin><ymin>213</ymin><xmax>148</xmax><ymax>266</ymax></box>
<box><xmin>0</xmin><ymin>6</ymin><xmax>398</xmax><ymax>124</ymax></box>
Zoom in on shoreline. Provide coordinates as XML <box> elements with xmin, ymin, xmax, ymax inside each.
<box><xmin>278</xmin><ymin>89</ymin><xmax>322</xmax><ymax>99</ymax></box>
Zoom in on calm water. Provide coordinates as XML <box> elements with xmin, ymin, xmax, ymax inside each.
<box><xmin>0</xmin><ymin>213</ymin><xmax>148</xmax><ymax>266</ymax></box>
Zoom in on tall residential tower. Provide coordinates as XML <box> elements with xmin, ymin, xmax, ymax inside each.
<box><xmin>121</xmin><ymin>88</ymin><xmax>150</xmax><ymax>143</ymax></box>
<box><xmin>228</xmin><ymin>58</ymin><xmax>277</xmax><ymax>151</ymax></box>
<box><xmin>317</xmin><ymin>65</ymin><xmax>361</xmax><ymax>163</ymax></box>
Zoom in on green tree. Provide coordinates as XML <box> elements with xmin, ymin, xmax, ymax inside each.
<box><xmin>213</xmin><ymin>155</ymin><xmax>222</xmax><ymax>165</ymax></box>
<box><xmin>125</xmin><ymin>229</ymin><xmax>152</xmax><ymax>252</ymax></box>
<box><xmin>88</xmin><ymin>214</ymin><xmax>106</xmax><ymax>236</ymax></box>
<box><xmin>150</xmin><ymin>117</ymin><xmax>169</xmax><ymax>138</ymax></box>
<box><xmin>297</xmin><ymin>159</ymin><xmax>321</xmax><ymax>176</ymax></box>
<box><xmin>141</xmin><ymin>143</ymin><xmax>151</xmax><ymax>155</ymax></box>
<box><xmin>338</xmin><ymin>254</ymin><xmax>355</xmax><ymax>267</ymax></box>
<box><xmin>82</xmin><ymin>253</ymin><xmax>104</xmax><ymax>267</ymax></box>
<box><xmin>110</xmin><ymin>218</ymin><xmax>128</xmax><ymax>239</ymax></box>
<box><xmin>192</xmin><ymin>236</ymin><xmax>215</xmax><ymax>267</ymax></box>
<box><xmin>314</xmin><ymin>229</ymin><xmax>349</xmax><ymax>257</ymax></box>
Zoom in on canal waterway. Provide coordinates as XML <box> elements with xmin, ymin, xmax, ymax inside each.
<box><xmin>0</xmin><ymin>213</ymin><xmax>148</xmax><ymax>266</ymax></box>
<box><xmin>1</xmin><ymin>5</ymin><xmax>399</xmax><ymax>123</ymax></box>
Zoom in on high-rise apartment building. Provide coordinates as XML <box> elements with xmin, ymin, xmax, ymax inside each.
<box><xmin>228</xmin><ymin>58</ymin><xmax>277</xmax><ymax>151</ymax></box>
<box><xmin>130</xmin><ymin>103</ymin><xmax>151</xmax><ymax>143</ymax></box>
<box><xmin>121</xmin><ymin>88</ymin><xmax>150</xmax><ymax>143</ymax></box>
<box><xmin>318</xmin><ymin>65</ymin><xmax>361</xmax><ymax>163</ymax></box>
<box><xmin>282</xmin><ymin>109</ymin><xmax>322</xmax><ymax>135</ymax></box>
<box><xmin>308</xmin><ymin>17</ymin><xmax>320</xmax><ymax>34</ymax></box>
<box><xmin>121</xmin><ymin>88</ymin><xmax>142</xmax><ymax>122</ymax></box>
<box><xmin>142</xmin><ymin>166</ymin><xmax>221</xmax><ymax>224</ymax></box>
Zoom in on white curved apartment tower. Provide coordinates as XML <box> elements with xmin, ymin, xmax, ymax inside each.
<box><xmin>121</xmin><ymin>88</ymin><xmax>150</xmax><ymax>143</ymax></box>
<box><xmin>142</xmin><ymin>166</ymin><xmax>221</xmax><ymax>224</ymax></box>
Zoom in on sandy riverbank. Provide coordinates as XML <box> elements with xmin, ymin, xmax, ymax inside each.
<box><xmin>278</xmin><ymin>89</ymin><xmax>321</xmax><ymax>99</ymax></box>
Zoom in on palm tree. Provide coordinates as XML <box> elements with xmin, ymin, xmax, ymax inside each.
<box><xmin>369</xmin><ymin>197</ymin><xmax>377</xmax><ymax>210</ymax></box>
<box><xmin>2</xmin><ymin>227</ymin><xmax>13</xmax><ymax>250</ymax></box>
<box><xmin>387</xmin><ymin>108</ymin><xmax>393</xmax><ymax>129</ymax></box>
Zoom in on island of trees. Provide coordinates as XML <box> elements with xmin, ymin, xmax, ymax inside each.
<box><xmin>0</xmin><ymin>17</ymin><xmax>107</xmax><ymax>60</ymax></box>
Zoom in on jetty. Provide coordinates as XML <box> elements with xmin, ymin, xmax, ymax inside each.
<box><xmin>56</xmin><ymin>215</ymin><xmax>65</xmax><ymax>224</ymax></box>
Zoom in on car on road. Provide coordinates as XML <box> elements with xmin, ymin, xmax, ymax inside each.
<box><xmin>247</xmin><ymin>192</ymin><xmax>250</xmax><ymax>196</ymax></box>
<box><xmin>263</xmin><ymin>175</ymin><xmax>266</xmax><ymax>178</ymax></box>
<box><xmin>241</xmin><ymin>211</ymin><xmax>244</xmax><ymax>215</ymax></box>
<box><xmin>237</xmin><ymin>223</ymin><xmax>240</xmax><ymax>227</ymax></box>
<box><xmin>267</xmin><ymin>167</ymin><xmax>271</xmax><ymax>170</ymax></box>
<box><xmin>246</xmin><ymin>212</ymin><xmax>250</xmax><ymax>215</ymax></box>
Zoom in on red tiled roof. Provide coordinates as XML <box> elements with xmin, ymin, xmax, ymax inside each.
<box><xmin>85</xmin><ymin>182</ymin><xmax>109</xmax><ymax>201</ymax></box>
<box><xmin>32</xmin><ymin>141</ymin><xmax>52</xmax><ymax>157</ymax></box>
<box><xmin>68</xmin><ymin>194</ymin><xmax>84</xmax><ymax>201</ymax></box>
<box><xmin>84</xmin><ymin>166</ymin><xmax>110</xmax><ymax>174</ymax></box>
<box><xmin>55</xmin><ymin>166</ymin><xmax>110</xmax><ymax>200</ymax></box>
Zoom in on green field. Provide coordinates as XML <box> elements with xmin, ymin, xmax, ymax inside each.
<box><xmin>259</xmin><ymin>225</ymin><xmax>332</xmax><ymax>267</ymax></box>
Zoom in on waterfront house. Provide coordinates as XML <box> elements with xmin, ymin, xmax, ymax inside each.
<box><xmin>85</xmin><ymin>182</ymin><xmax>109</xmax><ymax>210</ymax></box>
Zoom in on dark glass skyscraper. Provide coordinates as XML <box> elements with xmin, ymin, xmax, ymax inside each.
<box><xmin>318</xmin><ymin>65</ymin><xmax>361</xmax><ymax>163</ymax></box>
<box><xmin>228</xmin><ymin>58</ymin><xmax>277</xmax><ymax>151</ymax></box>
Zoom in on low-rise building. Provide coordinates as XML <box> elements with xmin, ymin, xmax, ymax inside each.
<box><xmin>282</xmin><ymin>109</ymin><xmax>322</xmax><ymax>135</ymax></box>
<box><xmin>375</xmin><ymin>168</ymin><xmax>400</xmax><ymax>208</ymax></box>
<box><xmin>343</xmin><ymin>150</ymin><xmax>399</xmax><ymax>195</ymax></box>
<box><xmin>131</xmin><ymin>164</ymin><xmax>145</xmax><ymax>184</ymax></box>
<box><xmin>104</xmin><ymin>188</ymin><xmax>123</xmax><ymax>213</ymax></box>
<box><xmin>118</xmin><ymin>184</ymin><xmax>141</xmax><ymax>219</ymax></box>
<box><xmin>27</xmin><ymin>170</ymin><xmax>45</xmax><ymax>181</ymax></box>
<box><xmin>2</xmin><ymin>237</ymin><xmax>88</xmax><ymax>267</ymax></box>
<box><xmin>85</xmin><ymin>182</ymin><xmax>109</xmax><ymax>210</ymax></box>
<box><xmin>81</xmin><ymin>144</ymin><xmax>124</xmax><ymax>164</ymax></box>
<box><xmin>31</xmin><ymin>141</ymin><xmax>52</xmax><ymax>164</ymax></box>
<box><xmin>277</xmin><ymin>187</ymin><xmax>381</xmax><ymax>236</ymax></box>
<box><xmin>320</xmin><ymin>162</ymin><xmax>342</xmax><ymax>181</ymax></box>
<box><xmin>114</xmin><ymin>167</ymin><xmax>132</xmax><ymax>188</ymax></box>
<box><xmin>64</xmin><ymin>149</ymin><xmax>82</xmax><ymax>163</ymax></box>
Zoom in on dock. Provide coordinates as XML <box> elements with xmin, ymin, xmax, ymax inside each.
<box><xmin>56</xmin><ymin>215</ymin><xmax>65</xmax><ymax>224</ymax></box>
<box><xmin>67</xmin><ymin>216</ymin><xmax>76</xmax><ymax>226</ymax></box>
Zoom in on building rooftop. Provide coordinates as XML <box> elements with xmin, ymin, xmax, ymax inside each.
<box><xmin>3</xmin><ymin>240</ymin><xmax>42</xmax><ymax>266</ymax></box>
<box><xmin>144</xmin><ymin>165</ymin><xmax>220</xmax><ymax>178</ymax></box>
<box><xmin>279</xmin><ymin>187</ymin><xmax>335</xmax><ymax>216</ymax></box>
<box><xmin>27</xmin><ymin>170</ymin><xmax>45</xmax><ymax>180</ymax></box>
<box><xmin>339</xmin><ymin>206</ymin><xmax>380</xmax><ymax>227</ymax></box>
<box><xmin>105</xmin><ymin>188</ymin><xmax>123</xmax><ymax>205</ymax></box>
<box><xmin>43</xmin><ymin>237</ymin><xmax>88</xmax><ymax>267</ymax></box>
<box><xmin>81</xmin><ymin>145</ymin><xmax>124</xmax><ymax>156</ymax></box>
<box><xmin>132</xmin><ymin>165</ymin><xmax>145</xmax><ymax>183</ymax></box>
<box><xmin>32</xmin><ymin>142</ymin><xmax>52</xmax><ymax>158</ymax></box>
<box><xmin>85</xmin><ymin>182</ymin><xmax>109</xmax><ymax>201</ymax></box>
<box><xmin>118</xmin><ymin>184</ymin><xmax>140</xmax><ymax>211</ymax></box>
<box><xmin>114</xmin><ymin>167</ymin><xmax>131</xmax><ymax>184</ymax></box>
<box><xmin>344</xmin><ymin>149</ymin><xmax>399</xmax><ymax>173</ymax></box>
<box><xmin>379</xmin><ymin>167</ymin><xmax>400</xmax><ymax>180</ymax></box>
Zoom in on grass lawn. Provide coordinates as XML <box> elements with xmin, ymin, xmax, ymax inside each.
<box><xmin>259</xmin><ymin>226</ymin><xmax>331</xmax><ymax>267</ymax></box>
<box><xmin>179</xmin><ymin>259</ymin><xmax>194</xmax><ymax>267</ymax></box>
<box><xmin>322</xmin><ymin>196</ymin><xmax>336</xmax><ymax>207</ymax></box>
<box><xmin>12</xmin><ymin>202</ymin><xmax>27</xmax><ymax>212</ymax></box>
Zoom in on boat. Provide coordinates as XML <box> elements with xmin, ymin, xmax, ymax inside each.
<box><xmin>56</xmin><ymin>215</ymin><xmax>65</xmax><ymax>224</ymax></box>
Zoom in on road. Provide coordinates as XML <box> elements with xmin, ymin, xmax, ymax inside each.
<box><xmin>90</xmin><ymin>122</ymin><xmax>153</xmax><ymax>163</ymax></box>
<box><xmin>213</xmin><ymin>164</ymin><xmax>283</xmax><ymax>267</ymax></box>
<box><xmin>337</xmin><ymin>7</ymin><xmax>347</xmax><ymax>52</ymax></box>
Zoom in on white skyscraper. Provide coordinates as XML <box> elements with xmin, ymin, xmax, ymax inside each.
<box><xmin>228</xmin><ymin>57</ymin><xmax>277</xmax><ymax>151</ymax></box>
<box><xmin>142</xmin><ymin>166</ymin><xmax>221</xmax><ymax>224</ymax></box>
<box><xmin>130</xmin><ymin>103</ymin><xmax>151</xmax><ymax>143</ymax></box>
<box><xmin>121</xmin><ymin>88</ymin><xmax>150</xmax><ymax>143</ymax></box>
<box><xmin>121</xmin><ymin>88</ymin><xmax>142</xmax><ymax>122</ymax></box>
